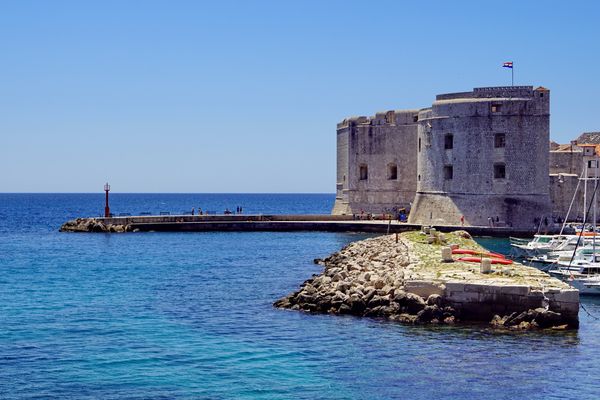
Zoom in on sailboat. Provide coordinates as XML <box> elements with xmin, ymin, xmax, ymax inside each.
<box><xmin>549</xmin><ymin>146</ymin><xmax>600</xmax><ymax>294</ymax></box>
<box><xmin>510</xmin><ymin>164</ymin><xmax>594</xmax><ymax>259</ymax></box>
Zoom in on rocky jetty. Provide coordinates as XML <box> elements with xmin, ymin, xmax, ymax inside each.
<box><xmin>274</xmin><ymin>230</ymin><xmax>579</xmax><ymax>329</ymax></box>
<box><xmin>60</xmin><ymin>218</ymin><xmax>131</xmax><ymax>233</ymax></box>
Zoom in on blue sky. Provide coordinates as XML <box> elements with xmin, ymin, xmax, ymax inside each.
<box><xmin>1</xmin><ymin>0</ymin><xmax>598</xmax><ymax>192</ymax></box>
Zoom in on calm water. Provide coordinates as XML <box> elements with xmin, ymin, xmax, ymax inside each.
<box><xmin>1</xmin><ymin>194</ymin><xmax>600</xmax><ymax>399</ymax></box>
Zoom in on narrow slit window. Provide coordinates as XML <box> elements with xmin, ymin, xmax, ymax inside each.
<box><xmin>494</xmin><ymin>133</ymin><xmax>506</xmax><ymax>148</ymax></box>
<box><xmin>359</xmin><ymin>164</ymin><xmax>368</xmax><ymax>180</ymax></box>
<box><xmin>444</xmin><ymin>134</ymin><xmax>453</xmax><ymax>149</ymax></box>
<box><xmin>444</xmin><ymin>165</ymin><xmax>453</xmax><ymax>180</ymax></box>
<box><xmin>494</xmin><ymin>163</ymin><xmax>506</xmax><ymax>179</ymax></box>
<box><xmin>387</xmin><ymin>164</ymin><xmax>398</xmax><ymax>180</ymax></box>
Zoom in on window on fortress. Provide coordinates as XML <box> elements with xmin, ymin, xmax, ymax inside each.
<box><xmin>443</xmin><ymin>165</ymin><xmax>453</xmax><ymax>180</ymax></box>
<box><xmin>494</xmin><ymin>133</ymin><xmax>506</xmax><ymax>148</ymax></box>
<box><xmin>444</xmin><ymin>134</ymin><xmax>454</xmax><ymax>149</ymax></box>
<box><xmin>491</xmin><ymin>104</ymin><xmax>502</xmax><ymax>113</ymax></box>
<box><xmin>418</xmin><ymin>138</ymin><xmax>421</xmax><ymax>152</ymax></box>
<box><xmin>359</xmin><ymin>165</ymin><xmax>368</xmax><ymax>180</ymax></box>
<box><xmin>388</xmin><ymin>164</ymin><xmax>398</xmax><ymax>180</ymax></box>
<box><xmin>413</xmin><ymin>115</ymin><xmax>419</xmax><ymax>123</ymax></box>
<box><xmin>494</xmin><ymin>163</ymin><xmax>506</xmax><ymax>179</ymax></box>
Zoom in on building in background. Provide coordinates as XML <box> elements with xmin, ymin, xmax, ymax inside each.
<box><xmin>333</xmin><ymin>86</ymin><xmax>571</xmax><ymax>229</ymax></box>
<box><xmin>333</xmin><ymin>110</ymin><xmax>419</xmax><ymax>215</ymax></box>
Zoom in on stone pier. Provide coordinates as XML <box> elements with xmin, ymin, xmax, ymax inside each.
<box><xmin>275</xmin><ymin>230</ymin><xmax>579</xmax><ymax>329</ymax></box>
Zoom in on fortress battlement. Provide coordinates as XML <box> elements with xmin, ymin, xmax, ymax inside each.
<box><xmin>337</xmin><ymin>110</ymin><xmax>420</xmax><ymax>131</ymax></box>
<box><xmin>435</xmin><ymin>86</ymin><xmax>537</xmax><ymax>101</ymax></box>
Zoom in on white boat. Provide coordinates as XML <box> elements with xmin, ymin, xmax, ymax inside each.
<box><xmin>528</xmin><ymin>239</ymin><xmax>599</xmax><ymax>266</ymax></box>
<box><xmin>510</xmin><ymin>235</ymin><xmax>566</xmax><ymax>258</ymax></box>
<box><xmin>510</xmin><ymin>233</ymin><xmax>600</xmax><ymax>259</ymax></box>
<box><xmin>549</xmin><ymin>266</ymin><xmax>600</xmax><ymax>295</ymax></box>
<box><xmin>546</xmin><ymin>152</ymin><xmax>600</xmax><ymax>295</ymax></box>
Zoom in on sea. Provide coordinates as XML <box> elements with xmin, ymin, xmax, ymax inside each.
<box><xmin>1</xmin><ymin>193</ymin><xmax>600</xmax><ymax>399</ymax></box>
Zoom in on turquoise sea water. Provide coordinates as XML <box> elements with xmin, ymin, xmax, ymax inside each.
<box><xmin>1</xmin><ymin>194</ymin><xmax>600</xmax><ymax>399</ymax></box>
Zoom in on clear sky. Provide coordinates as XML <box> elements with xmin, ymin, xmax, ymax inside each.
<box><xmin>1</xmin><ymin>0</ymin><xmax>598</xmax><ymax>193</ymax></box>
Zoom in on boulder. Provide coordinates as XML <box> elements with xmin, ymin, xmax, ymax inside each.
<box><xmin>443</xmin><ymin>316</ymin><xmax>456</xmax><ymax>325</ymax></box>
<box><xmin>393</xmin><ymin>313</ymin><xmax>418</xmax><ymax>324</ymax></box>
<box><xmin>335</xmin><ymin>281</ymin><xmax>351</xmax><ymax>294</ymax></box>
<box><xmin>426</xmin><ymin>294</ymin><xmax>443</xmax><ymax>307</ymax></box>
<box><xmin>297</xmin><ymin>293</ymin><xmax>315</xmax><ymax>304</ymax></box>
<box><xmin>394</xmin><ymin>292</ymin><xmax>426</xmax><ymax>314</ymax></box>
<box><xmin>367</xmin><ymin>295</ymin><xmax>390</xmax><ymax>309</ymax></box>
<box><xmin>303</xmin><ymin>284</ymin><xmax>316</xmax><ymax>295</ymax></box>
<box><xmin>349</xmin><ymin>295</ymin><xmax>366</xmax><ymax>314</ymax></box>
<box><xmin>363</xmin><ymin>288</ymin><xmax>377</xmax><ymax>303</ymax></box>
<box><xmin>372</xmin><ymin>279</ymin><xmax>386</xmax><ymax>290</ymax></box>
<box><xmin>338</xmin><ymin>304</ymin><xmax>352</xmax><ymax>314</ymax></box>
<box><xmin>416</xmin><ymin>305</ymin><xmax>443</xmax><ymax>323</ymax></box>
<box><xmin>317</xmin><ymin>295</ymin><xmax>333</xmax><ymax>311</ymax></box>
<box><xmin>273</xmin><ymin>297</ymin><xmax>291</xmax><ymax>308</ymax></box>
<box><xmin>532</xmin><ymin>308</ymin><xmax>564</xmax><ymax>329</ymax></box>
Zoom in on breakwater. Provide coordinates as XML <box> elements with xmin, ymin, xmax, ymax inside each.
<box><xmin>59</xmin><ymin>214</ymin><xmax>546</xmax><ymax>237</ymax></box>
<box><xmin>275</xmin><ymin>230</ymin><xmax>579</xmax><ymax>329</ymax></box>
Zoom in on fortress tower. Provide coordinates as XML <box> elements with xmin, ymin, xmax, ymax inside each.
<box><xmin>407</xmin><ymin>86</ymin><xmax>551</xmax><ymax>228</ymax></box>
<box><xmin>332</xmin><ymin>110</ymin><xmax>419</xmax><ymax>215</ymax></box>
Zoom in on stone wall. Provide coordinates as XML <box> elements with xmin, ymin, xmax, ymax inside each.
<box><xmin>549</xmin><ymin>174</ymin><xmax>582</xmax><ymax>220</ymax></box>
<box><xmin>333</xmin><ymin>110</ymin><xmax>419</xmax><ymax>215</ymax></box>
<box><xmin>549</xmin><ymin>148</ymin><xmax>582</xmax><ymax>175</ymax></box>
<box><xmin>409</xmin><ymin>86</ymin><xmax>551</xmax><ymax>229</ymax></box>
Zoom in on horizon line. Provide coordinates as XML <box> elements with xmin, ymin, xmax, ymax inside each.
<box><xmin>0</xmin><ymin>192</ymin><xmax>337</xmax><ymax>195</ymax></box>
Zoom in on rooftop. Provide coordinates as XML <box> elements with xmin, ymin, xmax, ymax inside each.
<box><xmin>576</xmin><ymin>132</ymin><xmax>600</xmax><ymax>145</ymax></box>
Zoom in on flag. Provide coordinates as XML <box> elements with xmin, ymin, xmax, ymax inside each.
<box><xmin>503</xmin><ymin>61</ymin><xmax>513</xmax><ymax>69</ymax></box>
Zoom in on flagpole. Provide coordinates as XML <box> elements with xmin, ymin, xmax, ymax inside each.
<box><xmin>512</xmin><ymin>62</ymin><xmax>514</xmax><ymax>86</ymax></box>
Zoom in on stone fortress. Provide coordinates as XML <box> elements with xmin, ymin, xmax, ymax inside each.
<box><xmin>333</xmin><ymin>85</ymin><xmax>598</xmax><ymax>229</ymax></box>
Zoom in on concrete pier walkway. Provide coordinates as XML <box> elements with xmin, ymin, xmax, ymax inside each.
<box><xmin>76</xmin><ymin>214</ymin><xmax>541</xmax><ymax>237</ymax></box>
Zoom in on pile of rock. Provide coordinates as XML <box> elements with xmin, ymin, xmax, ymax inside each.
<box><xmin>59</xmin><ymin>218</ymin><xmax>130</xmax><ymax>233</ymax></box>
<box><xmin>274</xmin><ymin>231</ymin><xmax>579</xmax><ymax>329</ymax></box>
<box><xmin>491</xmin><ymin>308</ymin><xmax>566</xmax><ymax>330</ymax></box>
<box><xmin>274</xmin><ymin>235</ymin><xmax>459</xmax><ymax>325</ymax></box>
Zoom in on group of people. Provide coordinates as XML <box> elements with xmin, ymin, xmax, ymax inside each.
<box><xmin>487</xmin><ymin>216</ymin><xmax>501</xmax><ymax>227</ymax></box>
<box><xmin>224</xmin><ymin>206</ymin><xmax>243</xmax><ymax>215</ymax></box>
<box><xmin>351</xmin><ymin>209</ymin><xmax>408</xmax><ymax>222</ymax></box>
<box><xmin>190</xmin><ymin>206</ymin><xmax>243</xmax><ymax>216</ymax></box>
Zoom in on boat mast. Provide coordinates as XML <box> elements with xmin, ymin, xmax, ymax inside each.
<box><xmin>584</xmin><ymin>161</ymin><xmax>588</xmax><ymax>228</ymax></box>
<box><xmin>594</xmin><ymin>154</ymin><xmax>598</xmax><ymax>272</ymax></box>
<box><xmin>559</xmin><ymin>169</ymin><xmax>584</xmax><ymax>236</ymax></box>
